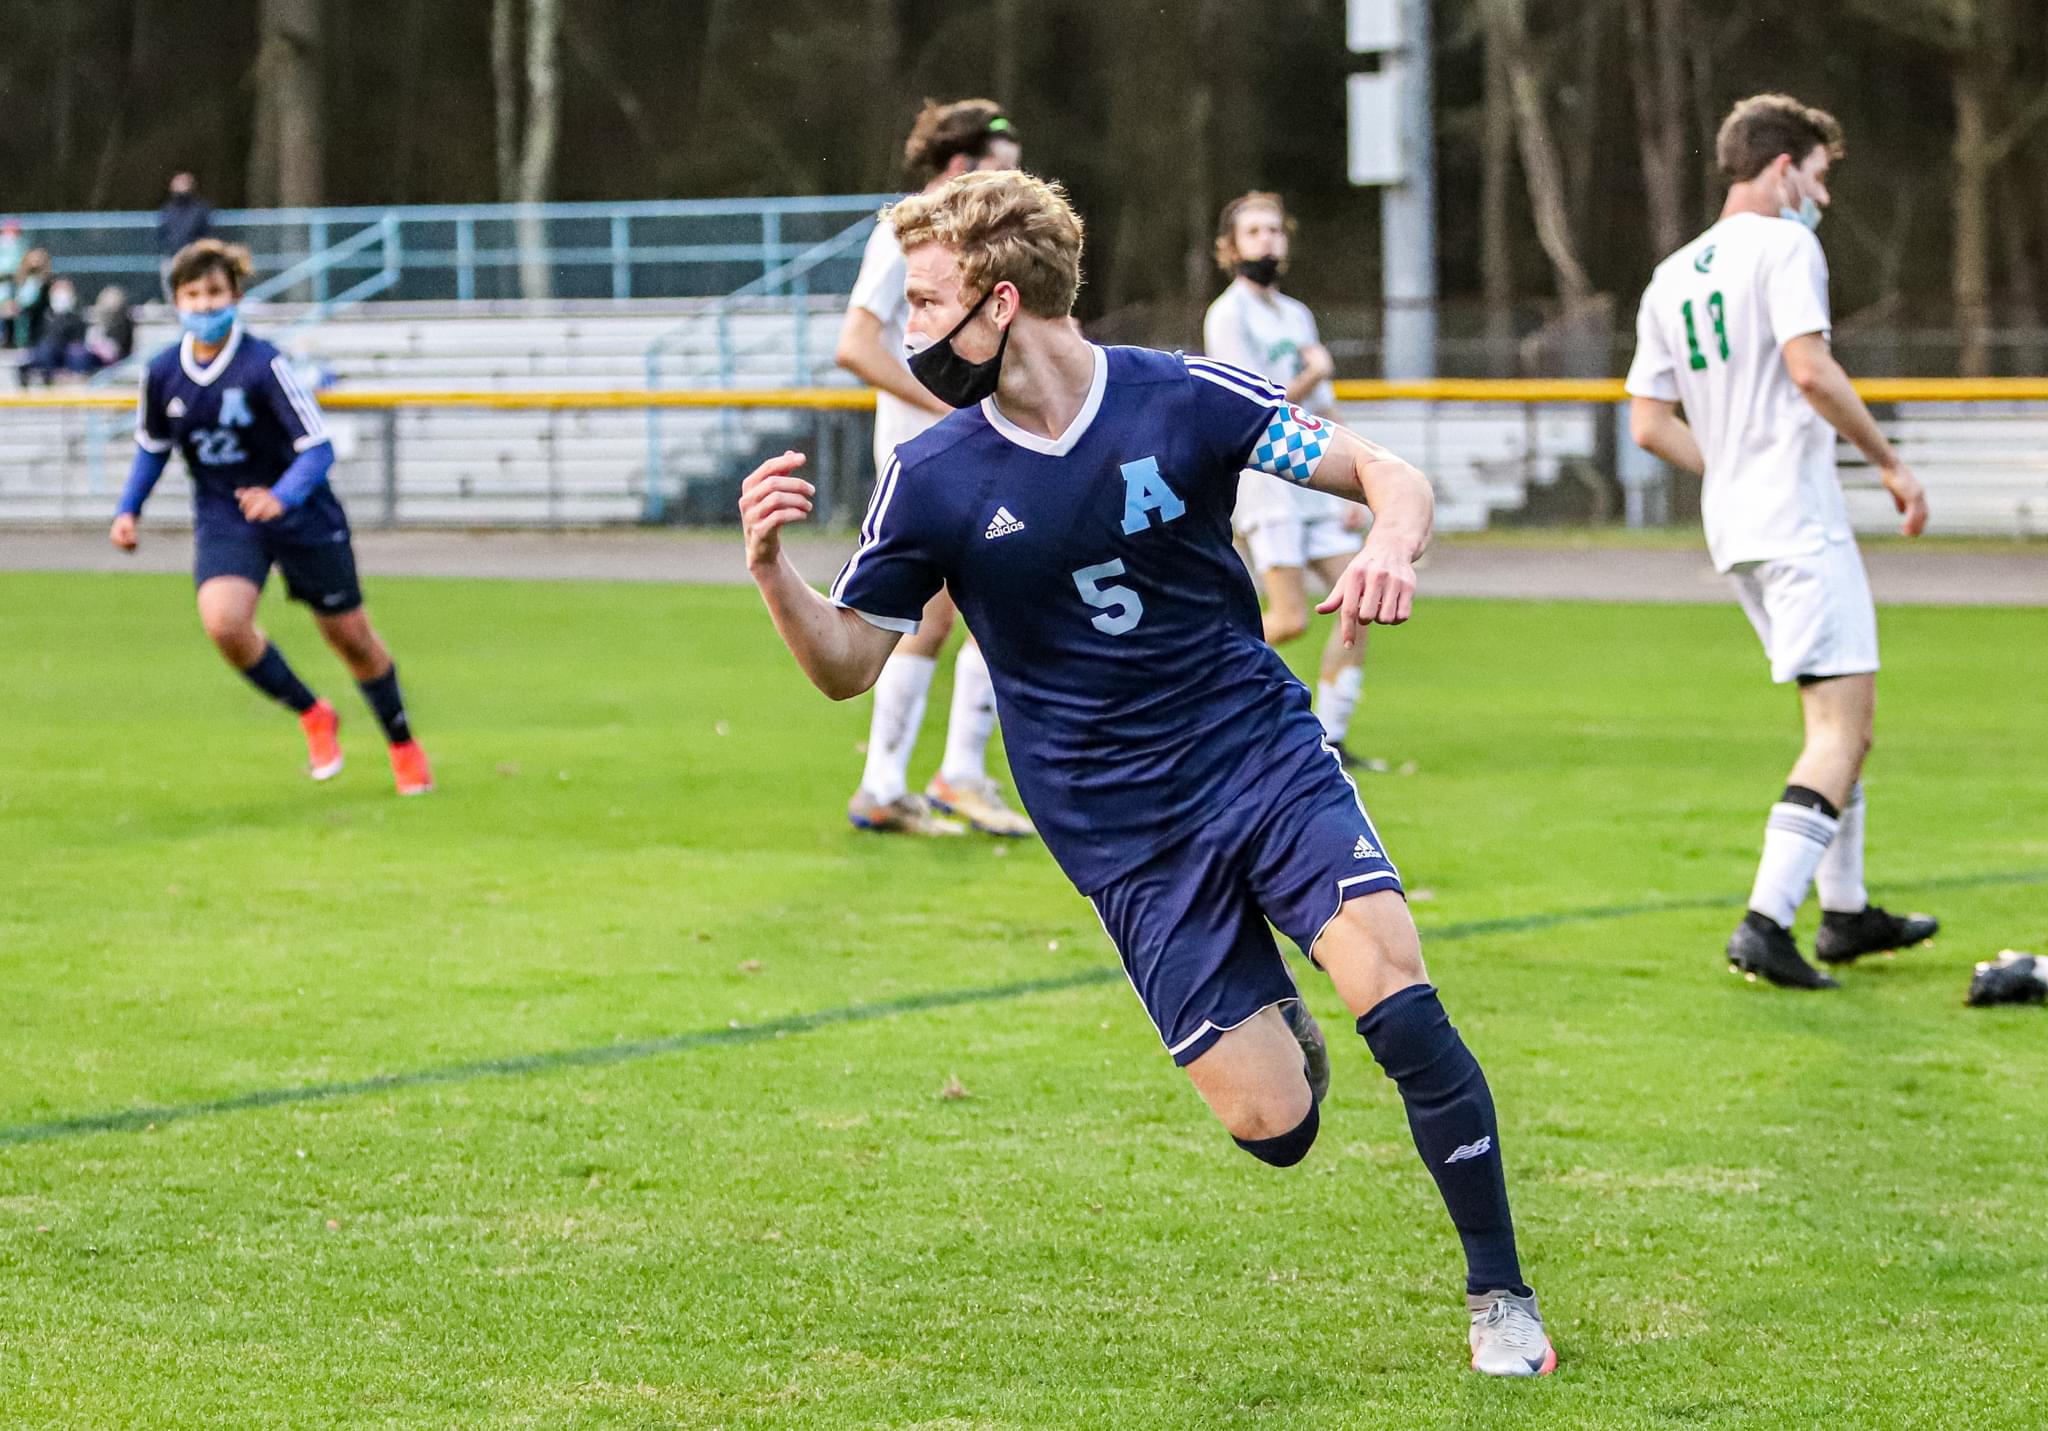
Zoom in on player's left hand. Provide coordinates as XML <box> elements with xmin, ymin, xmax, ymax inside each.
<box><xmin>1317</xmin><ymin>538</ymin><xmax>1415</xmax><ymax>644</ymax></box>
<box><xmin>1879</xmin><ymin>460</ymin><xmax>1928</xmax><ymax>537</ymax></box>
<box><xmin>236</xmin><ymin>487</ymin><xmax>286</xmax><ymax>522</ymax></box>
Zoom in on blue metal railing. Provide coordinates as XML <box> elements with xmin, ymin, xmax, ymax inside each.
<box><xmin>4</xmin><ymin>195</ymin><xmax>896</xmax><ymax>306</ymax></box>
<box><xmin>640</xmin><ymin>214</ymin><xmax>881</xmax><ymax>519</ymax></box>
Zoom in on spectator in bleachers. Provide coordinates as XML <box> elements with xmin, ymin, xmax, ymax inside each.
<box><xmin>82</xmin><ymin>285</ymin><xmax>136</xmax><ymax>371</ymax></box>
<box><xmin>156</xmin><ymin>173</ymin><xmax>213</xmax><ymax>297</ymax></box>
<box><xmin>18</xmin><ymin>276</ymin><xmax>87</xmax><ymax>385</ymax></box>
<box><xmin>0</xmin><ymin>219</ymin><xmax>25</xmax><ymax>349</ymax></box>
<box><xmin>10</xmin><ymin>247</ymin><xmax>52</xmax><ymax>349</ymax></box>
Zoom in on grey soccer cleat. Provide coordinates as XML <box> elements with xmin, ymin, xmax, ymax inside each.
<box><xmin>1727</xmin><ymin>913</ymin><xmax>1838</xmax><ymax>989</ymax></box>
<box><xmin>1468</xmin><ymin>1288</ymin><xmax>1557</xmax><ymax>1377</ymax></box>
<box><xmin>1967</xmin><ymin>951</ymin><xmax>2047</xmax><ymax>1007</ymax></box>
<box><xmin>1279</xmin><ymin>998</ymin><xmax>1330</xmax><ymax>1106</ymax></box>
<box><xmin>1815</xmin><ymin>905</ymin><xmax>1940</xmax><ymax>965</ymax></box>
<box><xmin>846</xmin><ymin>789</ymin><xmax>967</xmax><ymax>836</ymax></box>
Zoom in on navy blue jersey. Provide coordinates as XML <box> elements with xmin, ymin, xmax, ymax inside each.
<box><xmin>832</xmin><ymin>344</ymin><xmax>1345</xmax><ymax>893</ymax></box>
<box><xmin>135</xmin><ymin>326</ymin><xmax>332</xmax><ymax>514</ymax></box>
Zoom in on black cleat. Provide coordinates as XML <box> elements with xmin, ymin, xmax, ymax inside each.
<box><xmin>1967</xmin><ymin>951</ymin><xmax>2047</xmax><ymax>1007</ymax></box>
<box><xmin>1280</xmin><ymin>998</ymin><xmax>1331</xmax><ymax>1106</ymax></box>
<box><xmin>1727</xmin><ymin>912</ymin><xmax>1838</xmax><ymax>989</ymax></box>
<box><xmin>1815</xmin><ymin>905</ymin><xmax>1940</xmax><ymax>965</ymax></box>
<box><xmin>1332</xmin><ymin>742</ymin><xmax>1390</xmax><ymax>774</ymax></box>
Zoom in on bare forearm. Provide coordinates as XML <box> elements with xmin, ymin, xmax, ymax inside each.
<box><xmin>1643</xmin><ymin>417</ymin><xmax>1705</xmax><ymax>476</ymax></box>
<box><xmin>1357</xmin><ymin>460</ymin><xmax>1434</xmax><ymax>560</ymax></box>
<box><xmin>1309</xmin><ymin>427</ymin><xmax>1433</xmax><ymax>557</ymax></box>
<box><xmin>751</xmin><ymin>553</ymin><xmax>893</xmax><ymax>699</ymax></box>
<box><xmin>1800</xmin><ymin>362</ymin><xmax>1897</xmax><ymax>469</ymax></box>
<box><xmin>1285</xmin><ymin>347</ymin><xmax>1335</xmax><ymax>406</ymax></box>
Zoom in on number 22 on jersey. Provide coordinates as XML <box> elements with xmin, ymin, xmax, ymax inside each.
<box><xmin>1681</xmin><ymin>291</ymin><xmax>1729</xmax><ymax>370</ymax></box>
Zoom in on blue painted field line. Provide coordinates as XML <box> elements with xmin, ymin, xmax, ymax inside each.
<box><xmin>3</xmin><ymin>867</ymin><xmax>2041</xmax><ymax>1148</ymax></box>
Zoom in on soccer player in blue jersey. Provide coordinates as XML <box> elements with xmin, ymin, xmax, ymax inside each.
<box><xmin>739</xmin><ymin>172</ymin><xmax>1556</xmax><ymax>1376</ymax></box>
<box><xmin>109</xmin><ymin>240</ymin><xmax>432</xmax><ymax>795</ymax></box>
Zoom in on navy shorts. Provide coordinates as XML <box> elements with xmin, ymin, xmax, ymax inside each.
<box><xmin>1089</xmin><ymin>746</ymin><xmax>1404</xmax><ymax>1066</ymax></box>
<box><xmin>193</xmin><ymin>491</ymin><xmax>362</xmax><ymax>615</ymax></box>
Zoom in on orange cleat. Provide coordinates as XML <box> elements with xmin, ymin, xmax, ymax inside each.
<box><xmin>389</xmin><ymin>740</ymin><xmax>434</xmax><ymax>796</ymax></box>
<box><xmin>300</xmin><ymin>700</ymin><xmax>344</xmax><ymax>781</ymax></box>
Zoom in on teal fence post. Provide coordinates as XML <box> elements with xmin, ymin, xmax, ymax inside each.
<box><xmin>456</xmin><ymin>216</ymin><xmax>475</xmax><ymax>302</ymax></box>
<box><xmin>310</xmin><ymin>218</ymin><xmax>329</xmax><ymax>303</ymax></box>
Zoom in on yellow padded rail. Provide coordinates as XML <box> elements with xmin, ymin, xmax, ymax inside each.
<box><xmin>5</xmin><ymin>378</ymin><xmax>2048</xmax><ymax>410</ymax></box>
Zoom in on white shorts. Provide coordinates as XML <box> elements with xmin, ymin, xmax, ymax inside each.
<box><xmin>1727</xmin><ymin>543</ymin><xmax>1880</xmax><ymax>684</ymax></box>
<box><xmin>1234</xmin><ymin>473</ymin><xmax>1360</xmax><ymax>573</ymax></box>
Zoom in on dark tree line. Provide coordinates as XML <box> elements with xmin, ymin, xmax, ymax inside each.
<box><xmin>2</xmin><ymin>0</ymin><xmax>2045</xmax><ymax>371</ymax></box>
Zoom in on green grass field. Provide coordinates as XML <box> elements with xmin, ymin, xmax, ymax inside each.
<box><xmin>3</xmin><ymin>569</ymin><xmax>2046</xmax><ymax>1428</ymax></box>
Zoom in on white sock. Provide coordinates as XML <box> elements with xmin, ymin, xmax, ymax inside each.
<box><xmin>1316</xmin><ymin>666</ymin><xmax>1364</xmax><ymax>743</ymax></box>
<box><xmin>1816</xmin><ymin>782</ymin><xmax>1868</xmax><ymax>914</ymax></box>
<box><xmin>1747</xmin><ymin>797</ymin><xmax>1840</xmax><ymax>928</ymax></box>
<box><xmin>939</xmin><ymin>641</ymin><xmax>998</xmax><ymax>786</ymax></box>
<box><xmin>858</xmin><ymin>651</ymin><xmax>936</xmax><ymax>803</ymax></box>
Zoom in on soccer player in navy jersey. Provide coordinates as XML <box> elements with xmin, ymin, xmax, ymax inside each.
<box><xmin>739</xmin><ymin>172</ymin><xmax>1556</xmax><ymax>1376</ymax></box>
<box><xmin>109</xmin><ymin>240</ymin><xmax>432</xmax><ymax>795</ymax></box>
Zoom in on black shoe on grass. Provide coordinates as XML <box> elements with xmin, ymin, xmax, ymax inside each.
<box><xmin>1727</xmin><ymin>912</ymin><xmax>1838</xmax><ymax>989</ymax></box>
<box><xmin>1815</xmin><ymin>905</ymin><xmax>1940</xmax><ymax>965</ymax></box>
<box><xmin>1280</xmin><ymin>999</ymin><xmax>1331</xmax><ymax>1106</ymax></box>
<box><xmin>1967</xmin><ymin>951</ymin><xmax>2047</xmax><ymax>1007</ymax></box>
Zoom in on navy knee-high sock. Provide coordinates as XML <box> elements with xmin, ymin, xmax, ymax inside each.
<box><xmin>357</xmin><ymin>664</ymin><xmax>413</xmax><ymax>745</ymax></box>
<box><xmin>241</xmin><ymin>642</ymin><xmax>317</xmax><ymax>714</ymax></box>
<box><xmin>1357</xmin><ymin>984</ymin><xmax>1527</xmax><ymax>1296</ymax></box>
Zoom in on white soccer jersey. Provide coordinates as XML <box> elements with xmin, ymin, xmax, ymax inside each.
<box><xmin>847</xmin><ymin>216</ymin><xmax>943</xmax><ymax>471</ymax></box>
<box><xmin>1626</xmin><ymin>212</ymin><xmax>1852</xmax><ymax>572</ymax></box>
<box><xmin>1204</xmin><ymin>278</ymin><xmax>1345</xmax><ymax>529</ymax></box>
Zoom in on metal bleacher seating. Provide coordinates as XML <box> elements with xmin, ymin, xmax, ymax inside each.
<box><xmin>0</xmin><ymin>299</ymin><xmax>853</xmax><ymax>527</ymax></box>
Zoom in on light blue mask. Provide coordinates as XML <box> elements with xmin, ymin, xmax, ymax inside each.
<box><xmin>179</xmin><ymin>305</ymin><xmax>237</xmax><ymax>343</ymax></box>
<box><xmin>1780</xmin><ymin>196</ymin><xmax>1823</xmax><ymax>232</ymax></box>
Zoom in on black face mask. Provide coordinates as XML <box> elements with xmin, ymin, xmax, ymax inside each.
<box><xmin>908</xmin><ymin>287</ymin><xmax>1010</xmax><ymax>408</ymax></box>
<box><xmin>1235</xmin><ymin>255</ymin><xmax>1282</xmax><ymax>286</ymax></box>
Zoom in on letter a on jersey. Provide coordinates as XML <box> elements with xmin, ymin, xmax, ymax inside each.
<box><xmin>218</xmin><ymin>388</ymin><xmax>254</xmax><ymax>428</ymax></box>
<box><xmin>1118</xmin><ymin>456</ymin><xmax>1185</xmax><ymax>535</ymax></box>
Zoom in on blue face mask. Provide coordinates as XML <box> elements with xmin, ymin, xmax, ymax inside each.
<box><xmin>179</xmin><ymin>305</ymin><xmax>237</xmax><ymax>343</ymax></box>
<box><xmin>1779</xmin><ymin>171</ymin><xmax>1823</xmax><ymax>231</ymax></box>
<box><xmin>1780</xmin><ymin>196</ymin><xmax>1822</xmax><ymax>232</ymax></box>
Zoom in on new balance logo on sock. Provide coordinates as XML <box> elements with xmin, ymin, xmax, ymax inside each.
<box><xmin>1352</xmin><ymin>835</ymin><xmax>1380</xmax><ymax>860</ymax></box>
<box><xmin>1444</xmin><ymin>1135</ymin><xmax>1493</xmax><ymax>1164</ymax></box>
<box><xmin>984</xmin><ymin>506</ymin><xmax>1026</xmax><ymax>539</ymax></box>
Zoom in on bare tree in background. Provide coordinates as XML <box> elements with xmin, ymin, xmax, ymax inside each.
<box><xmin>493</xmin><ymin>0</ymin><xmax>564</xmax><ymax>300</ymax></box>
<box><xmin>248</xmin><ymin>0</ymin><xmax>325</xmax><ymax>207</ymax></box>
<box><xmin>1479</xmin><ymin>29</ymin><xmax>1516</xmax><ymax>368</ymax></box>
<box><xmin>1623</xmin><ymin>0</ymin><xmax>1691</xmax><ymax>258</ymax></box>
<box><xmin>1479</xmin><ymin>0</ymin><xmax>1593</xmax><ymax>308</ymax></box>
<box><xmin>1853</xmin><ymin>0</ymin><xmax>2048</xmax><ymax>373</ymax></box>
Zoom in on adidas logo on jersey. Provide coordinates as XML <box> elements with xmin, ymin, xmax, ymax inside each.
<box><xmin>984</xmin><ymin>506</ymin><xmax>1026</xmax><ymax>540</ymax></box>
<box><xmin>167</xmin><ymin>397</ymin><xmax>188</xmax><ymax>418</ymax></box>
<box><xmin>1444</xmin><ymin>1135</ymin><xmax>1493</xmax><ymax>1164</ymax></box>
<box><xmin>1352</xmin><ymin>835</ymin><xmax>1380</xmax><ymax>861</ymax></box>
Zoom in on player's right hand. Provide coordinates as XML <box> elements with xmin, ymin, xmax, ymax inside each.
<box><xmin>109</xmin><ymin>513</ymin><xmax>138</xmax><ymax>551</ymax></box>
<box><xmin>1880</xmin><ymin>460</ymin><xmax>1929</xmax><ymax>537</ymax></box>
<box><xmin>739</xmin><ymin>450</ymin><xmax>814</xmax><ymax>570</ymax></box>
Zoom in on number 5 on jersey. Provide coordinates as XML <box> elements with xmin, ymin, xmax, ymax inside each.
<box><xmin>1072</xmin><ymin>559</ymin><xmax>1144</xmax><ymax>635</ymax></box>
<box><xmin>1682</xmin><ymin>291</ymin><xmax>1729</xmax><ymax>370</ymax></box>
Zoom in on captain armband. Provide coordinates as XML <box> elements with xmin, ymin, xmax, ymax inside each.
<box><xmin>1247</xmin><ymin>404</ymin><xmax>1332</xmax><ymax>485</ymax></box>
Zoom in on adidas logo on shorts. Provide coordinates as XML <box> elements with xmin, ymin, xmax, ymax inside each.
<box><xmin>984</xmin><ymin>506</ymin><xmax>1026</xmax><ymax>540</ymax></box>
<box><xmin>1352</xmin><ymin>835</ymin><xmax>1380</xmax><ymax>860</ymax></box>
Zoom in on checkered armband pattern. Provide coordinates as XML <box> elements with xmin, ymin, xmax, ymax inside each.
<box><xmin>1249</xmin><ymin>405</ymin><xmax>1331</xmax><ymax>485</ymax></box>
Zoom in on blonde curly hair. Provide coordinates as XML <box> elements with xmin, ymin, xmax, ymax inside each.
<box><xmin>886</xmin><ymin>170</ymin><xmax>1084</xmax><ymax>319</ymax></box>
